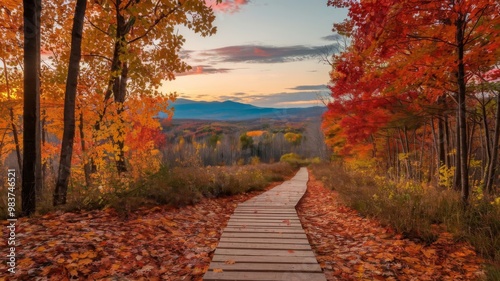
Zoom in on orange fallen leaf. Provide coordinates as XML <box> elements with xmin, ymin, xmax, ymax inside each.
<box><xmin>36</xmin><ymin>246</ymin><xmax>46</xmax><ymax>252</ymax></box>
<box><xmin>70</xmin><ymin>252</ymin><xmax>79</xmax><ymax>260</ymax></box>
<box><xmin>421</xmin><ymin>248</ymin><xmax>436</xmax><ymax>259</ymax></box>
<box><xmin>224</xmin><ymin>259</ymin><xmax>236</xmax><ymax>264</ymax></box>
<box><xmin>78</xmin><ymin>258</ymin><xmax>93</xmax><ymax>266</ymax></box>
<box><xmin>213</xmin><ymin>268</ymin><xmax>223</xmax><ymax>273</ymax></box>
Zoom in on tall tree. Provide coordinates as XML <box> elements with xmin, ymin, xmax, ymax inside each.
<box><xmin>53</xmin><ymin>0</ymin><xmax>87</xmax><ymax>206</ymax></box>
<box><xmin>22</xmin><ymin>0</ymin><xmax>41</xmax><ymax>216</ymax></box>
<box><xmin>324</xmin><ymin>0</ymin><xmax>499</xmax><ymax>205</ymax></box>
<box><xmin>84</xmin><ymin>0</ymin><xmax>219</xmax><ymax>173</ymax></box>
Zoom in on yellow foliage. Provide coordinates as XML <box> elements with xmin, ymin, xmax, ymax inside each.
<box><xmin>246</xmin><ymin>130</ymin><xmax>266</xmax><ymax>137</ymax></box>
<box><xmin>438</xmin><ymin>165</ymin><xmax>455</xmax><ymax>189</ymax></box>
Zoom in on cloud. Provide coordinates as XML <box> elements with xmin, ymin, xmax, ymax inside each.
<box><xmin>218</xmin><ymin>95</ymin><xmax>245</xmax><ymax>102</ymax></box>
<box><xmin>205</xmin><ymin>0</ymin><xmax>250</xmax><ymax>14</ymax></box>
<box><xmin>216</xmin><ymin>91</ymin><xmax>329</xmax><ymax>108</ymax></box>
<box><xmin>321</xmin><ymin>34</ymin><xmax>342</xmax><ymax>41</ymax></box>
<box><xmin>275</xmin><ymin>100</ymin><xmax>322</xmax><ymax>106</ymax></box>
<box><xmin>287</xmin><ymin>84</ymin><xmax>327</xmax><ymax>91</ymax></box>
<box><xmin>176</xmin><ymin>65</ymin><xmax>232</xmax><ymax>76</ymax></box>
<box><xmin>233</xmin><ymin>92</ymin><xmax>247</xmax><ymax>96</ymax></box>
<box><xmin>199</xmin><ymin>44</ymin><xmax>338</xmax><ymax>63</ymax></box>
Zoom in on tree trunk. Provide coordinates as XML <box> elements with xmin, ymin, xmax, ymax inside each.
<box><xmin>485</xmin><ymin>92</ymin><xmax>500</xmax><ymax>193</ymax></box>
<box><xmin>1</xmin><ymin>58</ymin><xmax>23</xmax><ymax>173</ymax></box>
<box><xmin>114</xmin><ymin>62</ymin><xmax>128</xmax><ymax>173</ymax></box>
<box><xmin>22</xmin><ymin>0</ymin><xmax>41</xmax><ymax>216</ymax></box>
<box><xmin>79</xmin><ymin>111</ymin><xmax>93</xmax><ymax>188</ymax></box>
<box><xmin>437</xmin><ymin>98</ymin><xmax>447</xmax><ymax>168</ymax></box>
<box><xmin>444</xmin><ymin>114</ymin><xmax>451</xmax><ymax>168</ymax></box>
<box><xmin>54</xmin><ymin>0</ymin><xmax>87</xmax><ymax>206</ymax></box>
<box><xmin>453</xmin><ymin>101</ymin><xmax>462</xmax><ymax>191</ymax></box>
<box><xmin>10</xmin><ymin>108</ymin><xmax>22</xmax><ymax>172</ymax></box>
<box><xmin>456</xmin><ymin>13</ymin><xmax>469</xmax><ymax>206</ymax></box>
<box><xmin>34</xmin><ymin>0</ymin><xmax>42</xmax><ymax>197</ymax></box>
<box><xmin>40</xmin><ymin>109</ymin><xmax>46</xmax><ymax>192</ymax></box>
<box><xmin>481</xmin><ymin>101</ymin><xmax>491</xmax><ymax>178</ymax></box>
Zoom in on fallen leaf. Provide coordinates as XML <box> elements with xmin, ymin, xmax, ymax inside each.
<box><xmin>213</xmin><ymin>268</ymin><xmax>223</xmax><ymax>273</ymax></box>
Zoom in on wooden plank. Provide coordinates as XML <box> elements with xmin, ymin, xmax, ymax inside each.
<box><xmin>227</xmin><ymin>222</ymin><xmax>302</xmax><ymax>227</ymax></box>
<box><xmin>224</xmin><ymin>225</ymin><xmax>304</xmax><ymax>233</ymax></box>
<box><xmin>219</xmin><ymin>237</ymin><xmax>310</xmax><ymax>245</ymax></box>
<box><xmin>231</xmin><ymin>215</ymin><xmax>299</xmax><ymax>219</ymax></box>
<box><xmin>223</xmin><ymin>228</ymin><xmax>304</xmax><ymax>233</ymax></box>
<box><xmin>203</xmin><ymin>271</ymin><xmax>327</xmax><ymax>281</ymax></box>
<box><xmin>217</xmin><ymin>242</ymin><xmax>312</xmax><ymax>250</ymax></box>
<box><xmin>229</xmin><ymin>217</ymin><xmax>300</xmax><ymax>221</ymax></box>
<box><xmin>233</xmin><ymin>210</ymin><xmax>298</xmax><ymax>214</ymax></box>
<box><xmin>225</xmin><ymin>226</ymin><xmax>304</xmax><ymax>231</ymax></box>
<box><xmin>211</xmin><ymin>255</ymin><xmax>319</xmax><ymax>264</ymax></box>
<box><xmin>229</xmin><ymin>217</ymin><xmax>299</xmax><ymax>221</ymax></box>
<box><xmin>237</xmin><ymin>205</ymin><xmax>298</xmax><ymax>208</ymax></box>
<box><xmin>227</xmin><ymin>222</ymin><xmax>302</xmax><ymax>226</ymax></box>
<box><xmin>208</xmin><ymin>262</ymin><xmax>322</xmax><ymax>272</ymax></box>
<box><xmin>221</xmin><ymin>232</ymin><xmax>308</xmax><ymax>239</ymax></box>
<box><xmin>214</xmin><ymin>249</ymin><xmax>315</xmax><ymax>257</ymax></box>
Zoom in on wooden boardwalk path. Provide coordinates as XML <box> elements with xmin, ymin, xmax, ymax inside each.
<box><xmin>203</xmin><ymin>167</ymin><xmax>326</xmax><ymax>281</ymax></box>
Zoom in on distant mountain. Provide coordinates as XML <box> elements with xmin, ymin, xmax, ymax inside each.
<box><xmin>159</xmin><ymin>99</ymin><xmax>326</xmax><ymax>121</ymax></box>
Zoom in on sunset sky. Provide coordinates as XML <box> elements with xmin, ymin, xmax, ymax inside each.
<box><xmin>163</xmin><ymin>0</ymin><xmax>347</xmax><ymax>108</ymax></box>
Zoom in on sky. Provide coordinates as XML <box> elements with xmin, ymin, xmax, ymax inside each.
<box><xmin>162</xmin><ymin>0</ymin><xmax>347</xmax><ymax>108</ymax></box>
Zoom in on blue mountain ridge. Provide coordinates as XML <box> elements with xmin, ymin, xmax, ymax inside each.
<box><xmin>158</xmin><ymin>98</ymin><xmax>326</xmax><ymax>120</ymax></box>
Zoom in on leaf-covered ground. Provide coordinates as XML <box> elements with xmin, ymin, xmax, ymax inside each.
<box><xmin>0</xmin><ymin>186</ymin><xmax>278</xmax><ymax>281</ymax></box>
<box><xmin>296</xmin><ymin>172</ymin><xmax>486</xmax><ymax>281</ymax></box>
<box><xmin>1</xmin><ymin>173</ymin><xmax>486</xmax><ymax>280</ymax></box>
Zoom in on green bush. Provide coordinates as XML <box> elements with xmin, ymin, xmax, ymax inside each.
<box><xmin>280</xmin><ymin>153</ymin><xmax>319</xmax><ymax>167</ymax></box>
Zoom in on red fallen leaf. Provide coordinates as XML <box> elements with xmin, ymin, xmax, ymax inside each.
<box><xmin>287</xmin><ymin>250</ymin><xmax>295</xmax><ymax>253</ymax></box>
<box><xmin>296</xmin><ymin>173</ymin><xmax>485</xmax><ymax>281</ymax></box>
<box><xmin>282</xmin><ymin>219</ymin><xmax>291</xmax><ymax>226</ymax></box>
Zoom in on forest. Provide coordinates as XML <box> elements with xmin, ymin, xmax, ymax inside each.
<box><xmin>0</xmin><ymin>0</ymin><xmax>499</xmax><ymax>280</ymax></box>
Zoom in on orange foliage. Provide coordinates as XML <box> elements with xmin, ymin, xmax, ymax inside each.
<box><xmin>246</xmin><ymin>130</ymin><xmax>266</xmax><ymax>137</ymax></box>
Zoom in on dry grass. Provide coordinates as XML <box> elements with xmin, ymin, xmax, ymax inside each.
<box><xmin>310</xmin><ymin>162</ymin><xmax>500</xmax><ymax>279</ymax></box>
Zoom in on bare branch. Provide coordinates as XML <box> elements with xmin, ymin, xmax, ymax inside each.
<box><xmin>128</xmin><ymin>5</ymin><xmax>180</xmax><ymax>44</ymax></box>
<box><xmin>85</xmin><ymin>17</ymin><xmax>111</xmax><ymax>37</ymax></box>
<box><xmin>83</xmin><ymin>53</ymin><xmax>113</xmax><ymax>63</ymax></box>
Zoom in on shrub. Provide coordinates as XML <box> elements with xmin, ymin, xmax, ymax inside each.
<box><xmin>280</xmin><ymin>153</ymin><xmax>319</xmax><ymax>167</ymax></box>
<box><xmin>49</xmin><ymin>162</ymin><xmax>297</xmax><ymax>216</ymax></box>
<box><xmin>310</xmin><ymin>162</ymin><xmax>500</xmax><ymax>264</ymax></box>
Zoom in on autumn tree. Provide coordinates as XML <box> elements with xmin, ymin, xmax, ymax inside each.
<box><xmin>84</xmin><ymin>0</ymin><xmax>219</xmax><ymax>173</ymax></box>
<box><xmin>53</xmin><ymin>0</ymin><xmax>87</xmax><ymax>206</ymax></box>
<box><xmin>324</xmin><ymin>0</ymin><xmax>500</xmax><ymax>204</ymax></box>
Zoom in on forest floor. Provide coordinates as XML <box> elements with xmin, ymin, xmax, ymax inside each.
<box><xmin>297</xmin><ymin>172</ymin><xmax>486</xmax><ymax>281</ymax></box>
<box><xmin>0</xmin><ymin>171</ymin><xmax>486</xmax><ymax>281</ymax></box>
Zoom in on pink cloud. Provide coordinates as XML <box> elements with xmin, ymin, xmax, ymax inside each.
<box><xmin>205</xmin><ymin>0</ymin><xmax>250</xmax><ymax>14</ymax></box>
<box><xmin>176</xmin><ymin>65</ymin><xmax>231</xmax><ymax>76</ymax></box>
